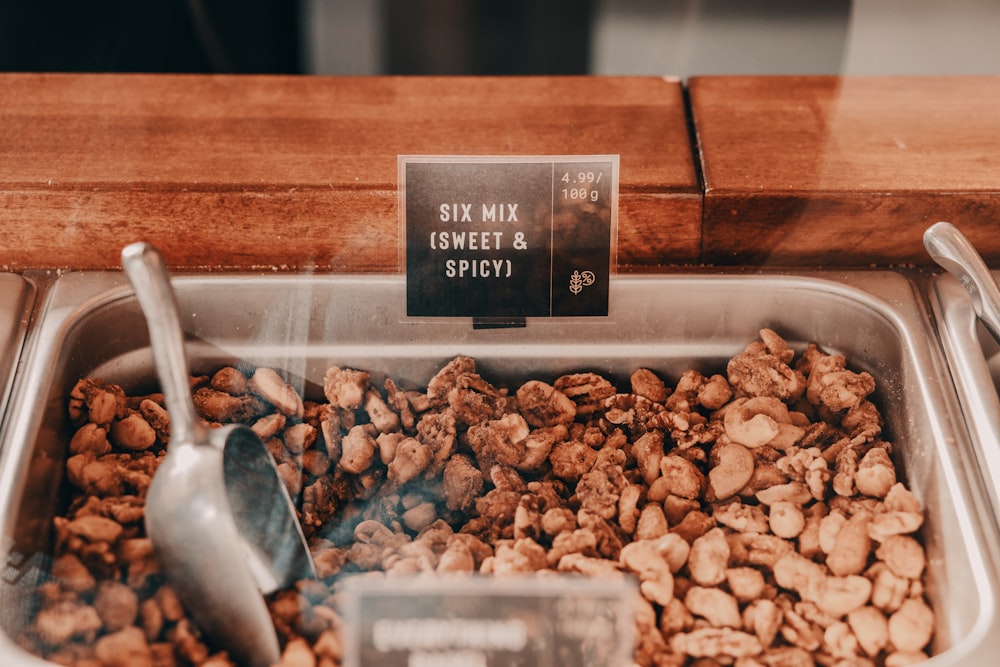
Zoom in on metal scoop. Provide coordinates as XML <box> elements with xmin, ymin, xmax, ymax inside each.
<box><xmin>121</xmin><ymin>242</ymin><xmax>316</xmax><ymax>667</ymax></box>
<box><xmin>924</xmin><ymin>221</ymin><xmax>1000</xmax><ymax>345</ymax></box>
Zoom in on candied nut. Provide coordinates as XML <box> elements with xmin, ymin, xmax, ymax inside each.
<box><xmin>323</xmin><ymin>366</ymin><xmax>370</xmax><ymax>410</ymax></box>
<box><xmin>826</xmin><ymin>509</ymin><xmax>873</xmax><ymax>577</ymax></box>
<box><xmin>856</xmin><ymin>447</ymin><xmax>896</xmax><ymax>498</ymax></box>
<box><xmin>817</xmin><ymin>575</ymin><xmax>872</xmax><ymax>617</ymax></box>
<box><xmin>283</xmin><ymin>422</ymin><xmax>317</xmax><ymax>456</ymax></box>
<box><xmin>210</xmin><ymin>367</ymin><xmax>248</xmax><ymax>395</ymax></box>
<box><xmin>655</xmin><ymin>533</ymin><xmax>690</xmax><ymax>574</ymax></box>
<box><xmin>618</xmin><ymin>483</ymin><xmax>642</xmax><ymax>535</ymax></box>
<box><xmin>339</xmin><ymin>425</ymin><xmax>377</xmax><ymax>474</ymax></box>
<box><xmin>94</xmin><ymin>580</ymin><xmax>139</xmax><ymax>632</ymax></box>
<box><xmin>807</xmin><ymin>354</ymin><xmax>876</xmax><ymax>413</ymax></box>
<box><xmin>448</xmin><ymin>373</ymin><xmax>508</xmax><ymax>427</ymax></box>
<box><xmin>848</xmin><ymin>606</ymin><xmax>889</xmax><ymax>657</ymax></box>
<box><xmin>869</xmin><ymin>485</ymin><xmax>924</xmax><ymax>542</ymax></box>
<box><xmin>631</xmin><ymin>368</ymin><xmax>669</xmax><ymax>403</ymax></box>
<box><xmin>746</xmin><ymin>598</ymin><xmax>782</xmax><ymax>648</ymax></box>
<box><xmin>688</xmin><ymin>527</ymin><xmax>730</xmax><ymax>586</ymax></box>
<box><xmin>708</xmin><ymin>442</ymin><xmax>755</xmax><ymax>501</ymax></box>
<box><xmin>633</xmin><ymin>431</ymin><xmax>665</xmax><ymax>486</ymax></box>
<box><xmin>66</xmin><ymin>453</ymin><xmax>124</xmax><ymax>497</ymax></box>
<box><xmin>35</xmin><ymin>599</ymin><xmax>103</xmax><ymax>645</ymax></box>
<box><xmin>714</xmin><ymin>501</ymin><xmax>769</xmax><ymax>533</ymax></box>
<box><xmin>387</xmin><ymin>437</ymin><xmax>432</xmax><ymax>488</ymax></box>
<box><xmin>870</xmin><ymin>564</ymin><xmax>909</xmax><ymax>612</ymax></box>
<box><xmin>249</xmin><ymin>367</ymin><xmax>304</xmax><ymax>419</ymax></box>
<box><xmin>824</xmin><ymin>621</ymin><xmax>860</xmax><ymax>659</ymax></box>
<box><xmin>773</xmin><ymin>553</ymin><xmax>825</xmax><ymax>603</ymax></box>
<box><xmin>467</xmin><ymin>413</ymin><xmax>530</xmax><ymax>470</ymax></box>
<box><xmin>541</xmin><ymin>506</ymin><xmax>576</xmax><ymax>536</ymax></box>
<box><xmin>516</xmin><ymin>380</ymin><xmax>576</xmax><ymax>427</ymax></box>
<box><xmin>364</xmin><ymin>388</ymin><xmax>401</xmax><ymax>434</ymax></box>
<box><xmin>110</xmin><ymin>413</ymin><xmax>157</xmax><ymax>451</ymax></box>
<box><xmin>553</xmin><ymin>372</ymin><xmax>617</xmax><ymax>415</ymax></box>
<box><xmin>658</xmin><ymin>454</ymin><xmax>705</xmax><ymax>500</ymax></box>
<box><xmin>70</xmin><ymin>423</ymin><xmax>112</xmax><ymax>455</ymax></box>
<box><xmin>620</xmin><ymin>540</ymin><xmax>674</xmax><ymax>606</ymax></box>
<box><xmin>725</xmin><ymin>567</ymin><xmax>766</xmax><ymax>601</ymax></box>
<box><xmin>756</xmin><ymin>481</ymin><xmax>811</xmax><ymax>506</ymax></box>
<box><xmin>51</xmin><ymin>553</ymin><xmax>96</xmax><ymax>594</ymax></box>
<box><xmin>69</xmin><ymin>378</ymin><xmax>126</xmax><ymax>426</ymax></box>
<box><xmin>779</xmin><ymin>605</ymin><xmax>822</xmax><ymax>652</ymax></box>
<box><xmin>577</xmin><ymin>451</ymin><xmax>627</xmax><ymax>521</ymax></box>
<box><xmin>669</xmin><ymin>627</ymin><xmax>763</xmax><ymax>659</ymax></box>
<box><xmin>727</xmin><ymin>331</ymin><xmax>804</xmax><ymax>401</ymax></box>
<box><xmin>698</xmin><ymin>374</ymin><xmax>734</xmax><ymax>411</ymax></box>
<box><xmin>251</xmin><ymin>413</ymin><xmax>286</xmax><ymax>442</ymax></box>
<box><xmin>549</xmin><ymin>440</ymin><xmax>597</xmax><ymax>482</ymax></box>
<box><xmin>685</xmin><ymin>586</ymin><xmax>741</xmax><ymax>628</ymax></box>
<box><xmin>876</xmin><ymin>535</ymin><xmax>926</xmax><ymax>580</ymax></box>
<box><xmin>491</xmin><ymin>538</ymin><xmax>548</xmax><ymax>575</ymax></box>
<box><xmin>193</xmin><ymin>387</ymin><xmax>264</xmax><ymax>423</ymax></box>
<box><xmin>515</xmin><ymin>424</ymin><xmax>562</xmax><ymax>472</ymax></box>
<box><xmin>437</xmin><ymin>542</ymin><xmax>476</xmax><ymax>573</ymax></box>
<box><xmin>635</xmin><ymin>504</ymin><xmax>669</xmax><ymax>541</ymax></box>
<box><xmin>442</xmin><ymin>454</ymin><xmax>483</xmax><ymax>512</ymax></box>
<box><xmin>670</xmin><ymin>510</ymin><xmax>715</xmax><ymax>544</ymax></box>
<box><xmin>767</xmin><ymin>501</ymin><xmax>805</xmax><ymax>539</ymax></box>
<box><xmin>723</xmin><ymin>397</ymin><xmax>792</xmax><ymax>448</ymax></box>
<box><xmin>887</xmin><ymin>598</ymin><xmax>934</xmax><ymax>653</ymax></box>
<box><xmin>94</xmin><ymin>625</ymin><xmax>152</xmax><ymax>667</ymax></box>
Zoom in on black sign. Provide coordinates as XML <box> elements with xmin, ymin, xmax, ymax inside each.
<box><xmin>343</xmin><ymin>575</ymin><xmax>635</xmax><ymax>667</ymax></box>
<box><xmin>401</xmin><ymin>156</ymin><xmax>618</xmax><ymax>318</ymax></box>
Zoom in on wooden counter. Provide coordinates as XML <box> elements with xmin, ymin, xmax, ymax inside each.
<box><xmin>689</xmin><ymin>75</ymin><xmax>1000</xmax><ymax>266</ymax></box>
<box><xmin>5</xmin><ymin>74</ymin><xmax>999</xmax><ymax>271</ymax></box>
<box><xmin>0</xmin><ymin>74</ymin><xmax>700</xmax><ymax>272</ymax></box>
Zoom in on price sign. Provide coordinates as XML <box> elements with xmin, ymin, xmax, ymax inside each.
<box><xmin>343</xmin><ymin>574</ymin><xmax>636</xmax><ymax>667</ymax></box>
<box><xmin>401</xmin><ymin>156</ymin><xmax>618</xmax><ymax>318</ymax></box>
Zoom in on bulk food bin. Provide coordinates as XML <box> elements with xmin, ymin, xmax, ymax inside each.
<box><xmin>1</xmin><ymin>270</ymin><xmax>998</xmax><ymax>666</ymax></box>
<box><xmin>0</xmin><ymin>274</ymin><xmax>35</xmax><ymax>440</ymax></box>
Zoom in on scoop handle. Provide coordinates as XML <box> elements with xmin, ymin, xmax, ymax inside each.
<box><xmin>924</xmin><ymin>221</ymin><xmax>1000</xmax><ymax>344</ymax></box>
<box><xmin>121</xmin><ymin>242</ymin><xmax>206</xmax><ymax>443</ymax></box>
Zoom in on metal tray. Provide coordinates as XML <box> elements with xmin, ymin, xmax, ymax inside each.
<box><xmin>0</xmin><ymin>274</ymin><xmax>35</xmax><ymax>441</ymax></box>
<box><xmin>930</xmin><ymin>272</ymin><xmax>1000</xmax><ymax>520</ymax></box>
<box><xmin>1</xmin><ymin>271</ymin><xmax>997</xmax><ymax>665</ymax></box>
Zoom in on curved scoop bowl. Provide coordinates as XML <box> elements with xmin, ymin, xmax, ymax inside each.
<box><xmin>122</xmin><ymin>242</ymin><xmax>315</xmax><ymax>667</ymax></box>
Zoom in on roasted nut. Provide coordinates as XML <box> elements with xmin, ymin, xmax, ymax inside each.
<box><xmin>688</xmin><ymin>528</ymin><xmax>730</xmax><ymax>587</ymax></box>
<box><xmin>708</xmin><ymin>442</ymin><xmax>755</xmax><ymax>501</ymax></box>
<box><xmin>516</xmin><ymin>380</ymin><xmax>576</xmax><ymax>427</ymax></box>
<box><xmin>658</xmin><ymin>454</ymin><xmax>706</xmax><ymax>500</ymax></box>
<box><xmin>339</xmin><ymin>425</ymin><xmax>376</xmax><ymax>474</ymax></box>
<box><xmin>887</xmin><ymin>598</ymin><xmax>934</xmax><ymax>653</ymax></box>
<box><xmin>110</xmin><ymin>413</ymin><xmax>157</xmax><ymax>451</ymax></box>
<box><xmin>323</xmin><ymin>366</ymin><xmax>370</xmax><ymax>410</ymax></box>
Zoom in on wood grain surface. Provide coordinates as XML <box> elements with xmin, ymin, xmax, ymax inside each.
<box><xmin>0</xmin><ymin>74</ymin><xmax>700</xmax><ymax>271</ymax></box>
<box><xmin>689</xmin><ymin>76</ymin><xmax>1000</xmax><ymax>266</ymax></box>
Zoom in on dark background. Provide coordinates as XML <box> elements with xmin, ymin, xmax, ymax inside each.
<box><xmin>0</xmin><ymin>0</ymin><xmax>592</xmax><ymax>75</ymax></box>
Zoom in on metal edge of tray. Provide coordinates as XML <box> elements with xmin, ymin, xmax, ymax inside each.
<box><xmin>0</xmin><ymin>274</ymin><xmax>37</xmax><ymax>444</ymax></box>
<box><xmin>929</xmin><ymin>273</ymin><xmax>1000</xmax><ymax>516</ymax></box>
<box><xmin>1</xmin><ymin>269</ymin><xmax>999</xmax><ymax>666</ymax></box>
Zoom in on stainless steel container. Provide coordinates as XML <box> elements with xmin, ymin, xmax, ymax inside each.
<box><xmin>1</xmin><ymin>271</ymin><xmax>997</xmax><ymax>665</ymax></box>
<box><xmin>930</xmin><ymin>272</ymin><xmax>1000</xmax><ymax>522</ymax></box>
<box><xmin>0</xmin><ymin>274</ymin><xmax>35</xmax><ymax>440</ymax></box>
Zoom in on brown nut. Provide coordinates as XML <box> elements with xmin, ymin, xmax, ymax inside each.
<box><xmin>707</xmin><ymin>442</ymin><xmax>754</xmax><ymax>501</ymax></box>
